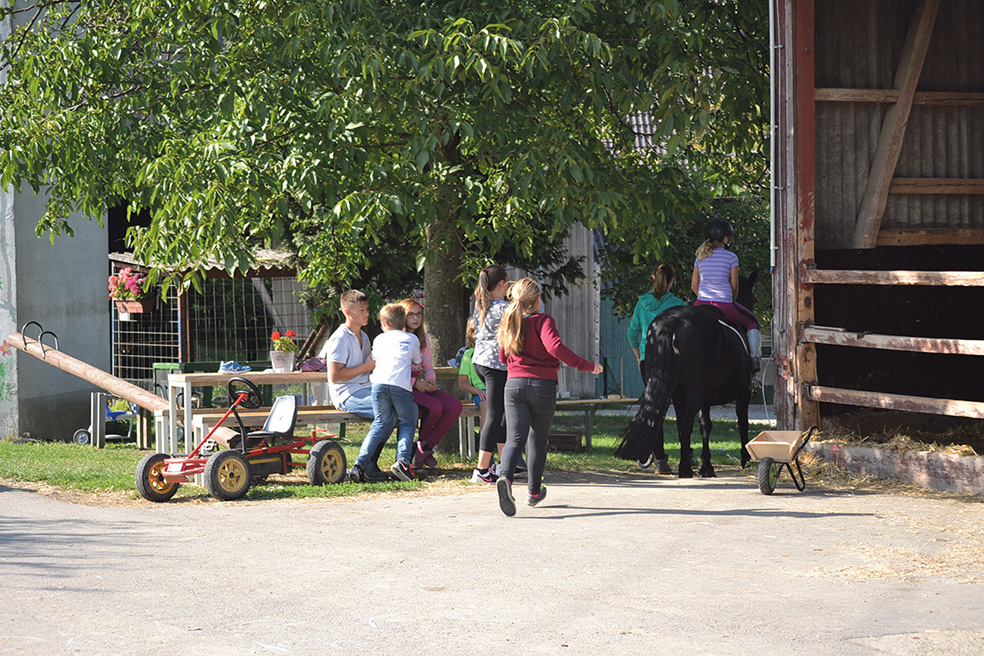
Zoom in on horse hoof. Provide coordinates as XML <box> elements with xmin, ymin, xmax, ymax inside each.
<box><xmin>656</xmin><ymin>458</ymin><xmax>671</xmax><ymax>474</ymax></box>
<box><xmin>678</xmin><ymin>468</ymin><xmax>694</xmax><ymax>479</ymax></box>
<box><xmin>699</xmin><ymin>466</ymin><xmax>716</xmax><ymax>478</ymax></box>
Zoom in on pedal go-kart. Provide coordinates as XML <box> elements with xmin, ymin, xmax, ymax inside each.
<box><xmin>136</xmin><ymin>377</ymin><xmax>347</xmax><ymax>502</ymax></box>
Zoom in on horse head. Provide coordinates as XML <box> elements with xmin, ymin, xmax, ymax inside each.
<box><xmin>736</xmin><ymin>269</ymin><xmax>757</xmax><ymax>312</ymax></box>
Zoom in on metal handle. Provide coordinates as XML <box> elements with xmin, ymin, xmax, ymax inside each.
<box><xmin>20</xmin><ymin>321</ymin><xmax>43</xmax><ymax>349</ymax></box>
<box><xmin>37</xmin><ymin>330</ymin><xmax>59</xmax><ymax>358</ymax></box>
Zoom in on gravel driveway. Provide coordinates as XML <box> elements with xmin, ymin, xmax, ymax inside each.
<box><xmin>2</xmin><ymin>468</ymin><xmax>983</xmax><ymax>655</ymax></box>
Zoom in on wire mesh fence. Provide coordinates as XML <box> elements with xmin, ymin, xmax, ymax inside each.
<box><xmin>111</xmin><ymin>269</ymin><xmax>314</xmax><ymax>387</ymax></box>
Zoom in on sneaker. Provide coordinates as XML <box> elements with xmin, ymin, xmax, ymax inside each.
<box><xmin>219</xmin><ymin>361</ymin><xmax>251</xmax><ymax>373</ymax></box>
<box><xmin>527</xmin><ymin>485</ymin><xmax>548</xmax><ymax>507</ymax></box>
<box><xmin>347</xmin><ymin>464</ymin><xmax>366</xmax><ymax>483</ymax></box>
<box><xmin>470</xmin><ymin>468</ymin><xmax>497</xmax><ymax>484</ymax></box>
<box><xmin>391</xmin><ymin>460</ymin><xmax>415</xmax><ymax>482</ymax></box>
<box><xmin>497</xmin><ymin>477</ymin><xmax>516</xmax><ymax>516</ymax></box>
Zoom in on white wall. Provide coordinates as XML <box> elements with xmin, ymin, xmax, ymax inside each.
<box><xmin>7</xmin><ymin>191</ymin><xmax>110</xmax><ymax>440</ymax></box>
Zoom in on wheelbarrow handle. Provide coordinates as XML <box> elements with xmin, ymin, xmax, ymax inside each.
<box><xmin>791</xmin><ymin>425</ymin><xmax>817</xmax><ymax>461</ymax></box>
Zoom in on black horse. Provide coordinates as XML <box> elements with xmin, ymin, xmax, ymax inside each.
<box><xmin>614</xmin><ymin>274</ymin><xmax>757</xmax><ymax>477</ymax></box>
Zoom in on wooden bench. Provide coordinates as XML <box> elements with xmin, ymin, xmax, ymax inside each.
<box><xmin>186</xmin><ymin>397</ymin><xmax>634</xmax><ymax>460</ymax></box>
<box><xmin>189</xmin><ymin>404</ymin><xmax>483</xmax><ymax>458</ymax></box>
<box><xmin>553</xmin><ymin>397</ymin><xmax>638</xmax><ymax>451</ymax></box>
<box><xmin>457</xmin><ymin>397</ymin><xmax>639</xmax><ymax>458</ymax></box>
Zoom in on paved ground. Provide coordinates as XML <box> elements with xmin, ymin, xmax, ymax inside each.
<box><xmin>2</xmin><ymin>468</ymin><xmax>983</xmax><ymax>656</ymax></box>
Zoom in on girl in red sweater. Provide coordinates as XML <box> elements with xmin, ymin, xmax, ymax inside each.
<box><xmin>495</xmin><ymin>278</ymin><xmax>603</xmax><ymax>516</ymax></box>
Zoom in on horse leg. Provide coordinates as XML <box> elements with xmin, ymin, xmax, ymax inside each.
<box><xmin>675</xmin><ymin>403</ymin><xmax>697</xmax><ymax>479</ymax></box>
<box><xmin>653</xmin><ymin>417</ymin><xmax>671</xmax><ymax>474</ymax></box>
<box><xmin>736</xmin><ymin>378</ymin><xmax>752</xmax><ymax>467</ymax></box>
<box><xmin>698</xmin><ymin>406</ymin><xmax>715</xmax><ymax>478</ymax></box>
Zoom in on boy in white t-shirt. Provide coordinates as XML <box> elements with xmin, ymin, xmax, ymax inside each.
<box><xmin>348</xmin><ymin>303</ymin><xmax>422</xmax><ymax>483</ymax></box>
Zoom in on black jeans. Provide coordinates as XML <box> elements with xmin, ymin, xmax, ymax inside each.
<box><xmin>475</xmin><ymin>364</ymin><xmax>507</xmax><ymax>452</ymax></box>
<box><xmin>500</xmin><ymin>377</ymin><xmax>557</xmax><ymax>495</ymax></box>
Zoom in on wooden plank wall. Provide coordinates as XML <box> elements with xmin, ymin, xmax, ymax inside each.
<box><xmin>813</xmin><ymin>0</ymin><xmax>984</xmax><ymax>249</ymax></box>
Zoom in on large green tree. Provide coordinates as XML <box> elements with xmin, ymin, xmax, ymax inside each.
<box><xmin>1</xmin><ymin>0</ymin><xmax>768</xmax><ymax>362</ymax></box>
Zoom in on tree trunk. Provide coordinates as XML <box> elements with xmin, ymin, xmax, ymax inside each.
<box><xmin>423</xmin><ymin>190</ymin><xmax>467</xmax><ymax>454</ymax></box>
<box><xmin>423</xmin><ymin>214</ymin><xmax>466</xmax><ymax>368</ymax></box>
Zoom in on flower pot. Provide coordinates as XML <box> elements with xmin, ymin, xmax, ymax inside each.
<box><xmin>269</xmin><ymin>350</ymin><xmax>296</xmax><ymax>373</ymax></box>
<box><xmin>114</xmin><ymin>298</ymin><xmax>153</xmax><ymax>314</ymax></box>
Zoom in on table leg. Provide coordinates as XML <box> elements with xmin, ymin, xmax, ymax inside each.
<box><xmin>182</xmin><ymin>381</ymin><xmax>193</xmax><ymax>454</ymax></box>
<box><xmin>584</xmin><ymin>409</ymin><xmax>596</xmax><ymax>451</ymax></box>
<box><xmin>168</xmin><ymin>386</ymin><xmax>179</xmax><ymax>455</ymax></box>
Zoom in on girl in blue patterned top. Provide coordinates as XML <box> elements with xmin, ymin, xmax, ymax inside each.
<box><xmin>470</xmin><ymin>264</ymin><xmax>510</xmax><ymax>483</ymax></box>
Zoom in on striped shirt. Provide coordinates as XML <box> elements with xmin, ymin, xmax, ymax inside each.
<box><xmin>695</xmin><ymin>248</ymin><xmax>739</xmax><ymax>302</ymax></box>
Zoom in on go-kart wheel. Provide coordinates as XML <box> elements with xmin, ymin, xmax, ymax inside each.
<box><xmin>204</xmin><ymin>450</ymin><xmax>252</xmax><ymax>500</ymax></box>
<box><xmin>757</xmin><ymin>457</ymin><xmax>778</xmax><ymax>495</ymax></box>
<box><xmin>73</xmin><ymin>429</ymin><xmax>91</xmax><ymax>445</ymax></box>
<box><xmin>307</xmin><ymin>440</ymin><xmax>347</xmax><ymax>485</ymax></box>
<box><xmin>226</xmin><ymin>376</ymin><xmax>263</xmax><ymax>409</ymax></box>
<box><xmin>638</xmin><ymin>452</ymin><xmax>655</xmax><ymax>468</ymax></box>
<box><xmin>135</xmin><ymin>453</ymin><xmax>179</xmax><ymax>502</ymax></box>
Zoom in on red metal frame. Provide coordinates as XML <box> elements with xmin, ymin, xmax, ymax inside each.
<box><xmin>160</xmin><ymin>393</ymin><xmax>336</xmax><ymax>484</ymax></box>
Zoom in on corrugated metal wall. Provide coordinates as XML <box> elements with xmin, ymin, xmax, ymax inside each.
<box><xmin>546</xmin><ymin>223</ymin><xmax>600</xmax><ymax>398</ymax></box>
<box><xmin>597</xmin><ymin>298</ymin><xmax>645</xmax><ymax>399</ymax></box>
<box><xmin>814</xmin><ymin>0</ymin><xmax>984</xmax><ymax>249</ymax></box>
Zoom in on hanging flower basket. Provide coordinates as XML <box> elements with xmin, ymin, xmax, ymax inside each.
<box><xmin>114</xmin><ymin>298</ymin><xmax>154</xmax><ymax>314</ymax></box>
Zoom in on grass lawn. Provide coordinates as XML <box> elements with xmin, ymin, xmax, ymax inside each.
<box><xmin>0</xmin><ymin>412</ymin><xmax>756</xmax><ymax>502</ymax></box>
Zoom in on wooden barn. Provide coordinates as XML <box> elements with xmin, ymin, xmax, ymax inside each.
<box><xmin>772</xmin><ymin>0</ymin><xmax>984</xmax><ymax>430</ymax></box>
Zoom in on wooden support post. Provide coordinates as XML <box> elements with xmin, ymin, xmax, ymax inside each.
<box><xmin>793</xmin><ymin>0</ymin><xmax>818</xmax><ymax>430</ymax></box>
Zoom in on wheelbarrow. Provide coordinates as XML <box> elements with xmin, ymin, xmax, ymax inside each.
<box><xmin>135</xmin><ymin>377</ymin><xmax>347</xmax><ymax>502</ymax></box>
<box><xmin>745</xmin><ymin>427</ymin><xmax>817</xmax><ymax>495</ymax></box>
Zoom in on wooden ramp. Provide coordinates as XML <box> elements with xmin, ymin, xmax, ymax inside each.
<box><xmin>7</xmin><ymin>332</ymin><xmax>169</xmax><ymax>413</ymax></box>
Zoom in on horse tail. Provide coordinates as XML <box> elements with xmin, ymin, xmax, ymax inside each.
<box><xmin>615</xmin><ymin>320</ymin><xmax>677</xmax><ymax>461</ymax></box>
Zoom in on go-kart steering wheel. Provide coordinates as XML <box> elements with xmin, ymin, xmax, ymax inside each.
<box><xmin>227</xmin><ymin>377</ymin><xmax>263</xmax><ymax>409</ymax></box>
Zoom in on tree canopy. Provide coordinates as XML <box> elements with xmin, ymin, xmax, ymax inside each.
<box><xmin>1</xmin><ymin>0</ymin><xmax>768</xmax><ymax>358</ymax></box>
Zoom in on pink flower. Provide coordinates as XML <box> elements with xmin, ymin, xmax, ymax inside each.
<box><xmin>0</xmin><ymin>340</ymin><xmax>10</xmax><ymax>356</ymax></box>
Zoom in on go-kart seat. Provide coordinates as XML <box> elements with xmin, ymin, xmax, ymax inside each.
<box><xmin>229</xmin><ymin>395</ymin><xmax>298</xmax><ymax>450</ymax></box>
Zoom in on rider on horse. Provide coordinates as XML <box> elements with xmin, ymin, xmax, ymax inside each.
<box><xmin>691</xmin><ymin>218</ymin><xmax>763</xmax><ymax>373</ymax></box>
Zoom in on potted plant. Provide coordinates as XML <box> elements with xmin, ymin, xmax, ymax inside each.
<box><xmin>270</xmin><ymin>330</ymin><xmax>298</xmax><ymax>372</ymax></box>
<box><xmin>108</xmin><ymin>267</ymin><xmax>153</xmax><ymax>316</ymax></box>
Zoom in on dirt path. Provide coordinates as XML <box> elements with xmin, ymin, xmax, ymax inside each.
<box><xmin>2</xmin><ymin>469</ymin><xmax>983</xmax><ymax>655</ymax></box>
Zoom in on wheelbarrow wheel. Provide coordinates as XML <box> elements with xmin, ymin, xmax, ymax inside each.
<box><xmin>204</xmin><ymin>450</ymin><xmax>252</xmax><ymax>500</ymax></box>
<box><xmin>135</xmin><ymin>453</ymin><xmax>179</xmax><ymax>502</ymax></box>
<box><xmin>307</xmin><ymin>439</ymin><xmax>347</xmax><ymax>485</ymax></box>
<box><xmin>757</xmin><ymin>457</ymin><xmax>778</xmax><ymax>495</ymax></box>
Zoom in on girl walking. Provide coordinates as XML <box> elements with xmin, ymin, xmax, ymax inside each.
<box><xmin>691</xmin><ymin>218</ymin><xmax>762</xmax><ymax>372</ymax></box>
<box><xmin>469</xmin><ymin>265</ymin><xmax>510</xmax><ymax>483</ymax></box>
<box><xmin>495</xmin><ymin>278</ymin><xmax>603</xmax><ymax>516</ymax></box>
<box><xmin>400</xmin><ymin>297</ymin><xmax>463</xmax><ymax>468</ymax></box>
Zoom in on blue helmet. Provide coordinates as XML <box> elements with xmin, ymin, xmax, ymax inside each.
<box><xmin>704</xmin><ymin>218</ymin><xmax>734</xmax><ymax>242</ymax></box>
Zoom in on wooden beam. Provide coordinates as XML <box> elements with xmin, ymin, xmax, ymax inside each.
<box><xmin>804</xmin><ymin>385</ymin><xmax>984</xmax><ymax>420</ymax></box>
<box><xmin>802</xmin><ymin>326</ymin><xmax>984</xmax><ymax>356</ymax></box>
<box><xmin>815</xmin><ymin>88</ymin><xmax>984</xmax><ymax>106</ymax></box>
<box><xmin>877</xmin><ymin>229</ymin><xmax>984</xmax><ymax>247</ymax></box>
<box><xmin>890</xmin><ymin>178</ymin><xmax>984</xmax><ymax>194</ymax></box>
<box><xmin>804</xmin><ymin>269</ymin><xmax>984</xmax><ymax>286</ymax></box>
<box><xmin>851</xmin><ymin>0</ymin><xmax>941</xmax><ymax>249</ymax></box>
